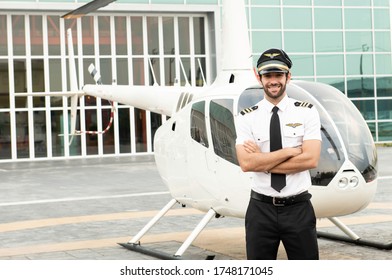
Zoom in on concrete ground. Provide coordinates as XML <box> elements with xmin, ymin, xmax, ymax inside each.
<box><xmin>0</xmin><ymin>147</ymin><xmax>390</xmax><ymax>260</ymax></box>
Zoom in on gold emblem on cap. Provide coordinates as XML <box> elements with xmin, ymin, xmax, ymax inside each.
<box><xmin>264</xmin><ymin>53</ymin><xmax>281</xmax><ymax>59</ymax></box>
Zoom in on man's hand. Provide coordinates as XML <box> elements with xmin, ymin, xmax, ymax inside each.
<box><xmin>243</xmin><ymin>140</ymin><xmax>260</xmax><ymax>153</ymax></box>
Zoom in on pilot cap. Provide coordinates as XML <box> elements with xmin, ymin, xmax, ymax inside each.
<box><xmin>257</xmin><ymin>48</ymin><xmax>292</xmax><ymax>75</ymax></box>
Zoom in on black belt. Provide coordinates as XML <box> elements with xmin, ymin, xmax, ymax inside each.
<box><xmin>251</xmin><ymin>190</ymin><xmax>312</xmax><ymax>206</ymax></box>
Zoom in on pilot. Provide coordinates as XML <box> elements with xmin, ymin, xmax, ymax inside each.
<box><xmin>235</xmin><ymin>48</ymin><xmax>322</xmax><ymax>260</ymax></box>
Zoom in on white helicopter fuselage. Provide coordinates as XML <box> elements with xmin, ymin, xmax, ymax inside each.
<box><xmin>153</xmin><ymin>70</ymin><xmax>378</xmax><ymax>219</ymax></box>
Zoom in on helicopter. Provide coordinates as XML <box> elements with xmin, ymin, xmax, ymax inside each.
<box><xmin>17</xmin><ymin>0</ymin><xmax>387</xmax><ymax>259</ymax></box>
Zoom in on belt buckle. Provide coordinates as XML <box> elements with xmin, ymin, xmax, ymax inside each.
<box><xmin>273</xmin><ymin>197</ymin><xmax>285</xmax><ymax>206</ymax></box>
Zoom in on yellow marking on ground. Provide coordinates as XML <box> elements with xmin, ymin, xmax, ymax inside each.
<box><xmin>0</xmin><ymin>208</ymin><xmax>203</xmax><ymax>233</ymax></box>
<box><xmin>0</xmin><ymin>213</ymin><xmax>390</xmax><ymax>258</ymax></box>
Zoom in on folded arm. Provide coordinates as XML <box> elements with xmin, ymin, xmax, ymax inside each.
<box><xmin>236</xmin><ymin>141</ymin><xmax>302</xmax><ymax>173</ymax></box>
<box><xmin>236</xmin><ymin>139</ymin><xmax>320</xmax><ymax>174</ymax></box>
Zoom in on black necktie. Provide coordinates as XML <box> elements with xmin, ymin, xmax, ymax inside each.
<box><xmin>270</xmin><ymin>106</ymin><xmax>286</xmax><ymax>192</ymax></box>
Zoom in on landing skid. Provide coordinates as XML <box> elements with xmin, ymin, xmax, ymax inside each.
<box><xmin>119</xmin><ymin>198</ymin><xmax>218</xmax><ymax>260</ymax></box>
<box><xmin>317</xmin><ymin>217</ymin><xmax>392</xmax><ymax>250</ymax></box>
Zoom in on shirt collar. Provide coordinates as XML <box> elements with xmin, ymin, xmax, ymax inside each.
<box><xmin>262</xmin><ymin>95</ymin><xmax>289</xmax><ymax>113</ymax></box>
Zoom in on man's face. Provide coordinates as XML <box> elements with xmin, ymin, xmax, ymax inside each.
<box><xmin>260</xmin><ymin>72</ymin><xmax>290</xmax><ymax>102</ymax></box>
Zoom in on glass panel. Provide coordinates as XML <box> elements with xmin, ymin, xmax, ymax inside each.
<box><xmin>193</xmin><ymin>17</ymin><xmax>205</xmax><ymax>55</ymax></box>
<box><xmin>147</xmin><ymin>16</ymin><xmax>159</xmax><ymax>55</ymax></box>
<box><xmin>344</xmin><ymin>0</ymin><xmax>371</xmax><ymax>6</ymax></box>
<box><xmin>100</xmin><ymin>58</ymin><xmax>112</xmax><ymax>84</ymax></box>
<box><xmin>251</xmin><ymin>7</ymin><xmax>281</xmax><ymax>29</ymax></box>
<box><xmin>116</xmin><ymin>58</ymin><xmax>128</xmax><ymax>85</ymax></box>
<box><xmin>344</xmin><ymin>8</ymin><xmax>372</xmax><ymax>29</ymax></box>
<box><xmin>367</xmin><ymin>122</ymin><xmax>376</xmax><ymax>140</ymax></box>
<box><xmin>0</xmin><ymin>59</ymin><xmax>9</xmax><ymax>109</ymax></box>
<box><xmin>347</xmin><ymin>77</ymin><xmax>374</xmax><ymax>98</ymax></box>
<box><xmin>119</xmin><ymin>107</ymin><xmax>131</xmax><ymax>153</ymax></box>
<box><xmin>251</xmin><ymin>0</ymin><xmax>280</xmax><ymax>4</ymax></box>
<box><xmin>16</xmin><ymin>111</ymin><xmax>29</xmax><ymax>158</ymax></box>
<box><xmin>290</xmin><ymin>55</ymin><xmax>314</xmax><ymax>77</ymax></box>
<box><xmin>85</xmin><ymin>109</ymin><xmax>98</xmax><ymax>155</ymax></box>
<box><xmin>313</xmin><ymin>0</ymin><xmax>342</xmax><ymax>6</ymax></box>
<box><xmin>190</xmin><ymin>101</ymin><xmax>208</xmax><ymax>147</ymax></box>
<box><xmin>51</xmin><ymin>110</ymin><xmax>64</xmax><ymax>157</ymax></box>
<box><xmin>209</xmin><ymin>99</ymin><xmax>238</xmax><ymax>164</ymax></box>
<box><xmin>131</xmin><ymin>17</ymin><xmax>143</xmax><ymax>56</ymax></box>
<box><xmin>375</xmin><ymin>31</ymin><xmax>391</xmax><ymax>52</ymax></box>
<box><xmin>352</xmin><ymin>99</ymin><xmax>375</xmax><ymax>120</ymax></box>
<box><xmin>316</xmin><ymin>54</ymin><xmax>344</xmax><ymax>76</ymax></box>
<box><xmin>179</xmin><ymin>57</ymin><xmax>190</xmax><ymax>86</ymax></box>
<box><xmin>195</xmin><ymin>57</ymin><xmax>206</xmax><ymax>87</ymax></box>
<box><xmin>150</xmin><ymin>112</ymin><xmax>161</xmax><ymax>151</ymax></box>
<box><xmin>115</xmin><ymin>16</ymin><xmax>127</xmax><ymax>55</ymax></box>
<box><xmin>0</xmin><ymin>15</ymin><xmax>7</xmax><ymax>55</ymax></box>
<box><xmin>346</xmin><ymin>54</ymin><xmax>373</xmax><ymax>75</ymax></box>
<box><xmin>315</xmin><ymin>31</ymin><xmax>343</xmax><ymax>52</ymax></box>
<box><xmin>163</xmin><ymin>17</ymin><xmax>175</xmax><ymax>55</ymax></box>
<box><xmin>284</xmin><ymin>31</ymin><xmax>313</xmax><ymax>52</ymax></box>
<box><xmin>376</xmin><ymin>77</ymin><xmax>392</xmax><ymax>97</ymax></box>
<box><xmin>282</xmin><ymin>0</ymin><xmax>311</xmax><ymax>4</ymax></box>
<box><xmin>374</xmin><ymin>9</ymin><xmax>390</xmax><ymax>29</ymax></box>
<box><xmin>0</xmin><ymin>112</ymin><xmax>11</xmax><ymax>159</ymax></box>
<box><xmin>377</xmin><ymin>100</ymin><xmax>392</xmax><ymax>120</ymax></box>
<box><xmin>47</xmin><ymin>15</ymin><xmax>60</xmax><ymax>56</ymax></box>
<box><xmin>149</xmin><ymin>57</ymin><xmax>160</xmax><ymax>85</ymax></box>
<box><xmin>134</xmin><ymin>108</ymin><xmax>147</xmax><ymax>152</ymax></box>
<box><xmin>375</xmin><ymin>54</ymin><xmax>392</xmax><ymax>75</ymax></box>
<box><xmin>164</xmin><ymin>57</ymin><xmax>176</xmax><ymax>86</ymax></box>
<box><xmin>64</xmin><ymin>19</ymin><xmax>78</xmax><ymax>55</ymax></box>
<box><xmin>49</xmin><ymin>59</ymin><xmax>62</xmax><ymax>92</ymax></box>
<box><xmin>345</xmin><ymin>31</ymin><xmax>373</xmax><ymax>52</ymax></box>
<box><xmin>378</xmin><ymin>122</ymin><xmax>392</xmax><ymax>141</ymax></box>
<box><xmin>12</xmin><ymin>15</ymin><xmax>26</xmax><ymax>56</ymax></box>
<box><xmin>317</xmin><ymin>77</ymin><xmax>345</xmax><ymax>94</ymax></box>
<box><xmin>373</xmin><ymin>0</ymin><xmax>390</xmax><ymax>6</ymax></box>
<box><xmin>30</xmin><ymin>15</ymin><xmax>43</xmax><ymax>56</ymax></box>
<box><xmin>14</xmin><ymin>59</ymin><xmax>27</xmax><ymax>96</ymax></box>
<box><xmin>32</xmin><ymin>59</ymin><xmax>44</xmax><ymax>93</ymax></box>
<box><xmin>132</xmin><ymin>58</ymin><xmax>144</xmax><ymax>85</ymax></box>
<box><xmin>178</xmin><ymin>17</ymin><xmax>190</xmax><ymax>54</ymax></box>
<box><xmin>102</xmin><ymin>108</ymin><xmax>115</xmax><ymax>154</ymax></box>
<box><xmin>34</xmin><ymin>111</ymin><xmax>47</xmax><ymax>158</ymax></box>
<box><xmin>82</xmin><ymin>16</ymin><xmax>95</xmax><ymax>55</ymax></box>
<box><xmin>252</xmin><ymin>31</ymin><xmax>282</xmax><ymax>53</ymax></box>
<box><xmin>283</xmin><ymin>8</ymin><xmax>312</xmax><ymax>29</ymax></box>
<box><xmin>98</xmin><ymin>16</ymin><xmax>111</xmax><ymax>55</ymax></box>
<box><xmin>314</xmin><ymin>8</ymin><xmax>342</xmax><ymax>29</ymax></box>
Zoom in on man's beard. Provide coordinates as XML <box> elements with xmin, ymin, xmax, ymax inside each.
<box><xmin>263</xmin><ymin>82</ymin><xmax>286</xmax><ymax>100</ymax></box>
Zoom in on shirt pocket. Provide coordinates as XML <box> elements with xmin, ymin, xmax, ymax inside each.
<box><xmin>283</xmin><ymin>124</ymin><xmax>304</xmax><ymax>147</ymax></box>
<box><xmin>252</xmin><ymin>131</ymin><xmax>269</xmax><ymax>152</ymax></box>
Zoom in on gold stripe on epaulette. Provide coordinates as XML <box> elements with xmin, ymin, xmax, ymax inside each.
<box><xmin>294</xmin><ymin>101</ymin><xmax>313</xmax><ymax>108</ymax></box>
<box><xmin>240</xmin><ymin>105</ymin><xmax>258</xmax><ymax>115</ymax></box>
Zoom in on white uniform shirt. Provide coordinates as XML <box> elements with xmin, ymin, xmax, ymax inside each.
<box><xmin>235</xmin><ymin>95</ymin><xmax>322</xmax><ymax>197</ymax></box>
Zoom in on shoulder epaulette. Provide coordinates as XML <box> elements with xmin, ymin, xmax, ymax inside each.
<box><xmin>240</xmin><ymin>105</ymin><xmax>258</xmax><ymax>115</ymax></box>
<box><xmin>294</xmin><ymin>101</ymin><xmax>313</xmax><ymax>108</ymax></box>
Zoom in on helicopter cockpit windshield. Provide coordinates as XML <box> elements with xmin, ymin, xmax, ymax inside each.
<box><xmin>235</xmin><ymin>82</ymin><xmax>377</xmax><ymax>186</ymax></box>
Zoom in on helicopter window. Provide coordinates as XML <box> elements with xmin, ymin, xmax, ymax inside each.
<box><xmin>237</xmin><ymin>86</ymin><xmax>264</xmax><ymax>114</ymax></box>
<box><xmin>209</xmin><ymin>99</ymin><xmax>239</xmax><ymax>165</ymax></box>
<box><xmin>190</xmin><ymin>101</ymin><xmax>209</xmax><ymax>147</ymax></box>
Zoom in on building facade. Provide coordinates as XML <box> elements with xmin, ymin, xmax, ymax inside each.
<box><xmin>0</xmin><ymin>0</ymin><xmax>391</xmax><ymax>161</ymax></box>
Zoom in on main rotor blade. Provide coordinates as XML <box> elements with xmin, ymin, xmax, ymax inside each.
<box><xmin>62</xmin><ymin>0</ymin><xmax>117</xmax><ymax>19</ymax></box>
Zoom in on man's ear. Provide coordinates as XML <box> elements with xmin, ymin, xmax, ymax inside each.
<box><xmin>286</xmin><ymin>72</ymin><xmax>292</xmax><ymax>83</ymax></box>
<box><xmin>253</xmin><ymin>67</ymin><xmax>262</xmax><ymax>83</ymax></box>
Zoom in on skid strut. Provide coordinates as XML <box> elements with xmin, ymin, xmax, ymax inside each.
<box><xmin>317</xmin><ymin>217</ymin><xmax>392</xmax><ymax>250</ymax></box>
<box><xmin>119</xmin><ymin>199</ymin><xmax>218</xmax><ymax>259</ymax></box>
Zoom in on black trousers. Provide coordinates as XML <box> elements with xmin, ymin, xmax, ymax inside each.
<box><xmin>245</xmin><ymin>197</ymin><xmax>319</xmax><ymax>260</ymax></box>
